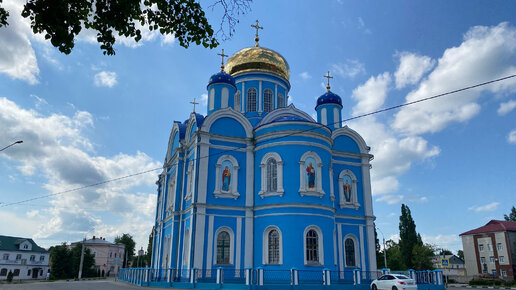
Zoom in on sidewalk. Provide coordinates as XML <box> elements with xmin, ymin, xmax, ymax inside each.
<box><xmin>448</xmin><ymin>284</ymin><xmax>516</xmax><ymax>289</ymax></box>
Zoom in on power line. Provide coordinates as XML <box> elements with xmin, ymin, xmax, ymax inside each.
<box><xmin>2</xmin><ymin>74</ymin><xmax>515</xmax><ymax>208</ymax></box>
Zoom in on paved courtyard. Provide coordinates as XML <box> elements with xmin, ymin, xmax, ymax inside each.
<box><xmin>0</xmin><ymin>279</ymin><xmax>187</xmax><ymax>290</ymax></box>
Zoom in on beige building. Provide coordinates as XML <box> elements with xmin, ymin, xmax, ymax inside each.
<box><xmin>431</xmin><ymin>254</ymin><xmax>466</xmax><ymax>277</ymax></box>
<box><xmin>460</xmin><ymin>220</ymin><xmax>516</xmax><ymax>280</ymax></box>
<box><xmin>71</xmin><ymin>236</ymin><xmax>125</xmax><ymax>277</ymax></box>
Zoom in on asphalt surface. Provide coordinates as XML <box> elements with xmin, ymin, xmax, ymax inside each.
<box><xmin>0</xmin><ymin>279</ymin><xmax>186</xmax><ymax>290</ymax></box>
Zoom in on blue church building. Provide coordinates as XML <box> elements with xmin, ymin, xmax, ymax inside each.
<box><xmin>150</xmin><ymin>33</ymin><xmax>377</xmax><ymax>283</ymax></box>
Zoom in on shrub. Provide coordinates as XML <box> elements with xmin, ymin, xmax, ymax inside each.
<box><xmin>6</xmin><ymin>271</ymin><xmax>13</xmax><ymax>282</ymax></box>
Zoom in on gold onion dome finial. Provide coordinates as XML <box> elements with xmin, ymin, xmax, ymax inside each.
<box><xmin>251</xmin><ymin>20</ymin><xmax>263</xmax><ymax>47</ymax></box>
<box><xmin>324</xmin><ymin>71</ymin><xmax>333</xmax><ymax>92</ymax></box>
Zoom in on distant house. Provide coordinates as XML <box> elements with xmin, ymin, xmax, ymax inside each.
<box><xmin>431</xmin><ymin>254</ymin><xmax>466</xmax><ymax>276</ymax></box>
<box><xmin>460</xmin><ymin>220</ymin><xmax>516</xmax><ymax>280</ymax></box>
<box><xmin>71</xmin><ymin>236</ymin><xmax>124</xmax><ymax>276</ymax></box>
<box><xmin>0</xmin><ymin>235</ymin><xmax>50</xmax><ymax>280</ymax></box>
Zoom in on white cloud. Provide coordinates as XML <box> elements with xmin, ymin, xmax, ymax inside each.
<box><xmin>357</xmin><ymin>17</ymin><xmax>372</xmax><ymax>34</ymax></box>
<box><xmin>393</xmin><ymin>22</ymin><xmax>516</xmax><ymax>135</ymax></box>
<box><xmin>422</xmin><ymin>234</ymin><xmax>462</xmax><ymax>251</ymax></box>
<box><xmin>376</xmin><ymin>194</ymin><xmax>403</xmax><ymax>205</ymax></box>
<box><xmin>0</xmin><ymin>97</ymin><xmax>160</xmax><ymax>249</ymax></box>
<box><xmin>351</xmin><ymin>72</ymin><xmax>391</xmax><ymax>116</ymax></box>
<box><xmin>394</xmin><ymin>52</ymin><xmax>435</xmax><ymax>89</ymax></box>
<box><xmin>94</xmin><ymin>71</ymin><xmax>118</xmax><ymax>88</ymax></box>
<box><xmin>468</xmin><ymin>202</ymin><xmax>500</xmax><ymax>212</ymax></box>
<box><xmin>0</xmin><ymin>0</ymin><xmax>39</xmax><ymax>84</ymax></box>
<box><xmin>332</xmin><ymin>59</ymin><xmax>366</xmax><ymax>79</ymax></box>
<box><xmin>299</xmin><ymin>72</ymin><xmax>311</xmax><ymax>80</ymax></box>
<box><xmin>508</xmin><ymin>130</ymin><xmax>516</xmax><ymax>144</ymax></box>
<box><xmin>498</xmin><ymin>100</ymin><xmax>516</xmax><ymax>115</ymax></box>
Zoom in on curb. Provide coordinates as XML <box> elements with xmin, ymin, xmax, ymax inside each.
<box><xmin>447</xmin><ymin>286</ymin><xmax>516</xmax><ymax>289</ymax></box>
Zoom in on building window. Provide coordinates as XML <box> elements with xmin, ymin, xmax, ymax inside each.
<box><xmin>30</xmin><ymin>255</ymin><xmax>35</xmax><ymax>261</ymax></box>
<box><xmin>492</xmin><ymin>270</ymin><xmax>497</xmax><ymax>276</ymax></box>
<box><xmin>479</xmin><ymin>244</ymin><xmax>484</xmax><ymax>251</ymax></box>
<box><xmin>487</xmin><ymin>244</ymin><xmax>492</xmax><ymax>251</ymax></box>
<box><xmin>263</xmin><ymin>89</ymin><xmax>273</xmax><ymax>112</ymax></box>
<box><xmin>298</xmin><ymin>152</ymin><xmax>325</xmax><ymax>197</ymax></box>
<box><xmin>333</xmin><ymin>107</ymin><xmax>340</xmax><ymax>128</ymax></box>
<box><xmin>183</xmin><ymin>229</ymin><xmax>190</xmax><ymax>267</ymax></box>
<box><xmin>110</xmin><ymin>252</ymin><xmax>112</xmax><ymax>258</ymax></box>
<box><xmin>278</xmin><ymin>93</ymin><xmax>285</xmax><ymax>108</ymax></box>
<box><xmin>321</xmin><ymin>108</ymin><xmax>327</xmax><ymax>125</ymax></box>
<box><xmin>247</xmin><ymin>88</ymin><xmax>257</xmax><ymax>112</ymax></box>
<box><xmin>304</xmin><ymin>226</ymin><xmax>324</xmax><ymax>265</ymax></box>
<box><xmin>0</xmin><ymin>268</ymin><xmax>7</xmax><ymax>276</ymax></box>
<box><xmin>266</xmin><ymin>158</ymin><xmax>278</xmax><ymax>192</ymax></box>
<box><xmin>23</xmin><ymin>244</ymin><xmax>28</xmax><ymax>249</ymax></box>
<box><xmin>501</xmin><ymin>269</ymin><xmax>507</xmax><ymax>277</ymax></box>
<box><xmin>263</xmin><ymin>226</ymin><xmax>282</xmax><ymax>265</ymax></box>
<box><xmin>499</xmin><ymin>256</ymin><xmax>505</xmax><ymax>263</ymax></box>
<box><xmin>480</xmin><ymin>257</ymin><xmax>486</xmax><ymax>264</ymax></box>
<box><xmin>216</xmin><ymin>231</ymin><xmax>231</xmax><ymax>265</ymax></box>
<box><xmin>338</xmin><ymin>170</ymin><xmax>359</xmax><ymax>209</ymax></box>
<box><xmin>2</xmin><ymin>254</ymin><xmax>8</xmax><ymax>260</ymax></box>
<box><xmin>13</xmin><ymin>269</ymin><xmax>20</xmax><ymax>276</ymax></box>
<box><xmin>185</xmin><ymin>160</ymin><xmax>195</xmax><ymax>201</ymax></box>
<box><xmin>344</xmin><ymin>236</ymin><xmax>358</xmax><ymax>267</ymax></box>
<box><xmin>221</xmin><ymin>87</ymin><xmax>229</xmax><ymax>108</ymax></box>
<box><xmin>16</xmin><ymin>254</ymin><xmax>21</xmax><ymax>260</ymax></box>
<box><xmin>497</xmin><ymin>243</ymin><xmax>502</xmax><ymax>251</ymax></box>
<box><xmin>259</xmin><ymin>152</ymin><xmax>284</xmax><ymax>198</ymax></box>
<box><xmin>490</xmin><ymin>256</ymin><xmax>495</xmax><ymax>263</ymax></box>
<box><xmin>213</xmin><ymin>155</ymin><xmax>240</xmax><ymax>199</ymax></box>
<box><xmin>234</xmin><ymin>90</ymin><xmax>241</xmax><ymax>111</ymax></box>
<box><xmin>28</xmin><ymin>269</ymin><xmax>31</xmax><ymax>276</ymax></box>
<box><xmin>209</xmin><ymin>88</ymin><xmax>215</xmax><ymax>111</ymax></box>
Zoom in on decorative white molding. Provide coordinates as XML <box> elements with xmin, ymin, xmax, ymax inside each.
<box><xmin>213</xmin><ymin>226</ymin><xmax>234</xmax><ymax>265</ymax></box>
<box><xmin>343</xmin><ymin>234</ymin><xmax>359</xmax><ymax>268</ymax></box>
<box><xmin>221</xmin><ymin>87</ymin><xmax>229</xmax><ymax>108</ymax></box>
<box><xmin>213</xmin><ymin>155</ymin><xmax>240</xmax><ymax>199</ymax></box>
<box><xmin>201</xmin><ymin>107</ymin><xmax>253</xmax><ymax>138</ymax></box>
<box><xmin>338</xmin><ymin>169</ymin><xmax>360</xmax><ymax>209</ymax></box>
<box><xmin>258</xmin><ymin>152</ymin><xmax>284</xmax><ymax>198</ymax></box>
<box><xmin>256</xmin><ymin>103</ymin><xmax>316</xmax><ymax>127</ymax></box>
<box><xmin>184</xmin><ymin>160</ymin><xmax>195</xmax><ymax>201</ymax></box>
<box><xmin>332</xmin><ymin>125</ymin><xmax>370</xmax><ymax>154</ymax></box>
<box><xmin>255</xmin><ymin>141</ymin><xmax>332</xmax><ymax>155</ymax></box>
<box><xmin>303</xmin><ymin>225</ymin><xmax>324</xmax><ymax>266</ymax></box>
<box><xmin>262</xmin><ymin>226</ymin><xmax>283</xmax><ymax>265</ymax></box>
<box><xmin>298</xmin><ymin>151</ymin><xmax>325</xmax><ymax>197</ymax></box>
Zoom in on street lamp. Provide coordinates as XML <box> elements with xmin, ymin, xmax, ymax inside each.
<box><xmin>0</xmin><ymin>140</ymin><xmax>23</xmax><ymax>152</ymax></box>
<box><xmin>137</xmin><ymin>247</ymin><xmax>144</xmax><ymax>268</ymax></box>
<box><xmin>376</xmin><ymin>227</ymin><xmax>388</xmax><ymax>269</ymax></box>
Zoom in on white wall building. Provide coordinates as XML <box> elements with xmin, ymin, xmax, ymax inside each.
<box><xmin>0</xmin><ymin>235</ymin><xmax>50</xmax><ymax>280</ymax></box>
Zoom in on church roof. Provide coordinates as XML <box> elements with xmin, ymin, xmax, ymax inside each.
<box><xmin>208</xmin><ymin>71</ymin><xmax>236</xmax><ymax>87</ymax></box>
<box><xmin>315</xmin><ymin>90</ymin><xmax>342</xmax><ymax>110</ymax></box>
<box><xmin>255</xmin><ymin>104</ymin><xmax>316</xmax><ymax>128</ymax></box>
<box><xmin>224</xmin><ymin>46</ymin><xmax>290</xmax><ymax>80</ymax></box>
<box><xmin>459</xmin><ymin>220</ymin><xmax>516</xmax><ymax>236</ymax></box>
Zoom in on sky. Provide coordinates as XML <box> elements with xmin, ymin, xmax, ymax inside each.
<box><xmin>1</xmin><ymin>0</ymin><xmax>516</xmax><ymax>255</ymax></box>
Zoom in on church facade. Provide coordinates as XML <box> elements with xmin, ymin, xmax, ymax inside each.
<box><xmin>151</xmin><ymin>36</ymin><xmax>377</xmax><ymax>280</ymax></box>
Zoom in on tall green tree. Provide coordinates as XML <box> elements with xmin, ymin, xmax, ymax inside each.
<box><xmin>146</xmin><ymin>230</ymin><xmax>154</xmax><ymax>267</ymax></box>
<box><xmin>0</xmin><ymin>0</ymin><xmax>252</xmax><ymax>55</ymax></box>
<box><xmin>49</xmin><ymin>243</ymin><xmax>72</xmax><ymax>279</ymax></box>
<box><xmin>457</xmin><ymin>250</ymin><xmax>464</xmax><ymax>260</ymax></box>
<box><xmin>399</xmin><ymin>204</ymin><xmax>421</xmax><ymax>269</ymax></box>
<box><xmin>412</xmin><ymin>243</ymin><xmax>435</xmax><ymax>270</ymax></box>
<box><xmin>384</xmin><ymin>240</ymin><xmax>405</xmax><ymax>270</ymax></box>
<box><xmin>115</xmin><ymin>233</ymin><xmax>136</xmax><ymax>267</ymax></box>
<box><xmin>70</xmin><ymin>243</ymin><xmax>96</xmax><ymax>278</ymax></box>
<box><xmin>438</xmin><ymin>249</ymin><xmax>453</xmax><ymax>255</ymax></box>
<box><xmin>504</xmin><ymin>206</ymin><xmax>516</xmax><ymax>221</ymax></box>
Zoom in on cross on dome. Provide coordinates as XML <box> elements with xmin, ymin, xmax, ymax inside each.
<box><xmin>323</xmin><ymin>71</ymin><xmax>333</xmax><ymax>91</ymax></box>
<box><xmin>190</xmin><ymin>97</ymin><xmax>199</xmax><ymax>113</ymax></box>
<box><xmin>217</xmin><ymin>49</ymin><xmax>228</xmax><ymax>71</ymax></box>
<box><xmin>251</xmin><ymin>20</ymin><xmax>263</xmax><ymax>47</ymax></box>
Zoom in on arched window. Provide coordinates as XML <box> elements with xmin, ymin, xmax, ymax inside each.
<box><xmin>13</xmin><ymin>269</ymin><xmax>20</xmax><ymax>276</ymax></box>
<box><xmin>234</xmin><ymin>90</ymin><xmax>241</xmax><ymax>111</ymax></box>
<box><xmin>183</xmin><ymin>231</ymin><xmax>190</xmax><ymax>267</ymax></box>
<box><xmin>209</xmin><ymin>88</ymin><xmax>215</xmax><ymax>111</ymax></box>
<box><xmin>0</xmin><ymin>268</ymin><xmax>7</xmax><ymax>276</ymax></box>
<box><xmin>321</xmin><ymin>108</ymin><xmax>327</xmax><ymax>125</ymax></box>
<box><xmin>268</xmin><ymin>230</ymin><xmax>280</xmax><ymax>264</ymax></box>
<box><xmin>216</xmin><ymin>231</ymin><xmax>231</xmax><ymax>264</ymax></box>
<box><xmin>263</xmin><ymin>89</ymin><xmax>273</xmax><ymax>112</ymax></box>
<box><xmin>278</xmin><ymin>93</ymin><xmax>285</xmax><ymax>108</ymax></box>
<box><xmin>333</xmin><ymin>107</ymin><xmax>340</xmax><ymax>128</ymax></box>
<box><xmin>306</xmin><ymin>230</ymin><xmax>319</xmax><ymax>264</ymax></box>
<box><xmin>266</xmin><ymin>159</ymin><xmax>277</xmax><ymax>192</ymax></box>
<box><xmin>221</xmin><ymin>87</ymin><xmax>229</xmax><ymax>108</ymax></box>
<box><xmin>247</xmin><ymin>88</ymin><xmax>257</xmax><ymax>112</ymax></box>
<box><xmin>185</xmin><ymin>161</ymin><xmax>195</xmax><ymax>201</ymax></box>
<box><xmin>345</xmin><ymin>238</ymin><xmax>356</xmax><ymax>267</ymax></box>
<box><xmin>259</xmin><ymin>152</ymin><xmax>284</xmax><ymax>198</ymax></box>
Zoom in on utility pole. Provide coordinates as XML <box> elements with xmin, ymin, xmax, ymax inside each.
<box><xmin>78</xmin><ymin>238</ymin><xmax>85</xmax><ymax>279</ymax></box>
<box><xmin>376</xmin><ymin>227</ymin><xmax>388</xmax><ymax>268</ymax></box>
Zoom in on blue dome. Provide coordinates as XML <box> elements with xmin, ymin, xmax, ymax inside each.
<box><xmin>208</xmin><ymin>71</ymin><xmax>236</xmax><ymax>87</ymax></box>
<box><xmin>315</xmin><ymin>90</ymin><xmax>342</xmax><ymax>109</ymax></box>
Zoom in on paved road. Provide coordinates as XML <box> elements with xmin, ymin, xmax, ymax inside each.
<box><xmin>0</xmin><ymin>279</ymin><xmax>187</xmax><ymax>290</ymax></box>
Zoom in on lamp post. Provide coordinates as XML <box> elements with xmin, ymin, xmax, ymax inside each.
<box><xmin>376</xmin><ymin>227</ymin><xmax>388</xmax><ymax>269</ymax></box>
<box><xmin>0</xmin><ymin>140</ymin><xmax>23</xmax><ymax>152</ymax></box>
<box><xmin>138</xmin><ymin>247</ymin><xmax>144</xmax><ymax>267</ymax></box>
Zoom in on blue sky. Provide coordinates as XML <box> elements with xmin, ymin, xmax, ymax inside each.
<box><xmin>1</xmin><ymin>0</ymin><xmax>516</xmax><ymax>254</ymax></box>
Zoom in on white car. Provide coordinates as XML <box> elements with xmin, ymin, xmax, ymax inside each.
<box><xmin>370</xmin><ymin>274</ymin><xmax>417</xmax><ymax>290</ymax></box>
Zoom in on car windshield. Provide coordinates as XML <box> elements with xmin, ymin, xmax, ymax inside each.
<box><xmin>395</xmin><ymin>275</ymin><xmax>409</xmax><ymax>279</ymax></box>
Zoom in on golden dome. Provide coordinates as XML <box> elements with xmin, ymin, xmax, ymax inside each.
<box><xmin>224</xmin><ymin>46</ymin><xmax>290</xmax><ymax>80</ymax></box>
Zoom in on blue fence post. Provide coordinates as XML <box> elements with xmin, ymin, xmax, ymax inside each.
<box><xmin>433</xmin><ymin>270</ymin><xmax>443</xmax><ymax>285</ymax></box>
<box><xmin>408</xmin><ymin>269</ymin><xmax>415</xmax><ymax>281</ymax></box>
<box><xmin>257</xmin><ymin>267</ymin><xmax>264</xmax><ymax>286</ymax></box>
<box><xmin>323</xmin><ymin>268</ymin><xmax>331</xmax><ymax>286</ymax></box>
<box><xmin>190</xmin><ymin>268</ymin><xmax>197</xmax><ymax>286</ymax></box>
<box><xmin>245</xmin><ymin>267</ymin><xmax>252</xmax><ymax>285</ymax></box>
<box><xmin>290</xmin><ymin>267</ymin><xmax>298</xmax><ymax>285</ymax></box>
<box><xmin>353</xmin><ymin>269</ymin><xmax>361</xmax><ymax>285</ymax></box>
<box><xmin>216</xmin><ymin>267</ymin><xmax>224</xmax><ymax>285</ymax></box>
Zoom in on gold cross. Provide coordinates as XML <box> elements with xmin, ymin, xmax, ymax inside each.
<box><xmin>217</xmin><ymin>49</ymin><xmax>228</xmax><ymax>71</ymax></box>
<box><xmin>323</xmin><ymin>71</ymin><xmax>333</xmax><ymax>91</ymax></box>
<box><xmin>251</xmin><ymin>20</ymin><xmax>263</xmax><ymax>47</ymax></box>
<box><xmin>190</xmin><ymin>97</ymin><xmax>199</xmax><ymax>113</ymax></box>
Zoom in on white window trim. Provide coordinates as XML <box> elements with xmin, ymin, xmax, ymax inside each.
<box><xmin>303</xmin><ymin>225</ymin><xmax>324</xmax><ymax>266</ymax></box>
<box><xmin>221</xmin><ymin>87</ymin><xmax>229</xmax><ymax>108</ymax></box>
<box><xmin>321</xmin><ymin>108</ymin><xmax>327</xmax><ymax>125</ymax></box>
<box><xmin>343</xmin><ymin>234</ymin><xmax>360</xmax><ymax>268</ymax></box>
<box><xmin>259</xmin><ymin>152</ymin><xmax>284</xmax><ymax>198</ymax></box>
<box><xmin>185</xmin><ymin>161</ymin><xmax>195</xmax><ymax>201</ymax></box>
<box><xmin>214</xmin><ymin>226</ymin><xmax>234</xmax><ymax>265</ymax></box>
<box><xmin>209</xmin><ymin>88</ymin><xmax>215</xmax><ymax>111</ymax></box>
<box><xmin>298</xmin><ymin>151</ymin><xmax>325</xmax><ymax>197</ymax></box>
<box><xmin>333</xmin><ymin>107</ymin><xmax>340</xmax><ymax>128</ymax></box>
<box><xmin>213</xmin><ymin>155</ymin><xmax>240</xmax><ymax>199</ymax></box>
<box><xmin>234</xmin><ymin>90</ymin><xmax>241</xmax><ymax>112</ymax></box>
<box><xmin>338</xmin><ymin>170</ymin><xmax>360</xmax><ymax>209</ymax></box>
<box><xmin>262</xmin><ymin>226</ymin><xmax>283</xmax><ymax>265</ymax></box>
<box><xmin>247</xmin><ymin>88</ymin><xmax>257</xmax><ymax>112</ymax></box>
<box><xmin>166</xmin><ymin>170</ymin><xmax>177</xmax><ymax>214</ymax></box>
<box><xmin>183</xmin><ymin>231</ymin><xmax>190</xmax><ymax>268</ymax></box>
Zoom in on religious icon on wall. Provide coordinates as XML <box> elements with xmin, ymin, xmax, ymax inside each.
<box><xmin>343</xmin><ymin>175</ymin><xmax>353</xmax><ymax>203</ymax></box>
<box><xmin>305</xmin><ymin>157</ymin><xmax>316</xmax><ymax>190</ymax></box>
<box><xmin>221</xmin><ymin>161</ymin><xmax>232</xmax><ymax>192</ymax></box>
